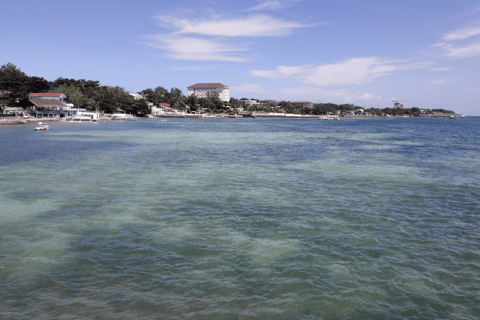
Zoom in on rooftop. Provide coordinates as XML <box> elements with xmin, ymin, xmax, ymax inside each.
<box><xmin>29</xmin><ymin>93</ymin><xmax>64</xmax><ymax>97</ymax></box>
<box><xmin>187</xmin><ymin>83</ymin><xmax>229</xmax><ymax>89</ymax></box>
<box><xmin>27</xmin><ymin>98</ymin><xmax>68</xmax><ymax>108</ymax></box>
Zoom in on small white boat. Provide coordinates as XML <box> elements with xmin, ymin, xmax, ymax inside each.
<box><xmin>35</xmin><ymin>122</ymin><xmax>50</xmax><ymax>131</ymax></box>
<box><xmin>450</xmin><ymin>115</ymin><xmax>456</xmax><ymax>119</ymax></box>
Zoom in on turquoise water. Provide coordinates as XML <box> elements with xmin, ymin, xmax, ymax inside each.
<box><xmin>1</xmin><ymin>118</ymin><xmax>479</xmax><ymax>319</ymax></box>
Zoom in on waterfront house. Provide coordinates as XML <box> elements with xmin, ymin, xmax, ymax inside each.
<box><xmin>18</xmin><ymin>98</ymin><xmax>68</xmax><ymax>118</ymax></box>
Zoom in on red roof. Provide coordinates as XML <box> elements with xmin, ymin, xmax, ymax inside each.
<box><xmin>29</xmin><ymin>93</ymin><xmax>64</xmax><ymax>97</ymax></box>
<box><xmin>160</xmin><ymin>103</ymin><xmax>170</xmax><ymax>107</ymax></box>
<box><xmin>187</xmin><ymin>83</ymin><xmax>228</xmax><ymax>89</ymax></box>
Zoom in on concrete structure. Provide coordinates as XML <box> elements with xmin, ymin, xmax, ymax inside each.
<box><xmin>290</xmin><ymin>101</ymin><xmax>314</xmax><ymax>109</ymax></box>
<box><xmin>187</xmin><ymin>83</ymin><xmax>230</xmax><ymax>102</ymax></box>
<box><xmin>3</xmin><ymin>107</ymin><xmax>27</xmax><ymax>116</ymax></box>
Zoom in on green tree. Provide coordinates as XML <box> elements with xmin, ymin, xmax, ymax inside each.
<box><xmin>49</xmin><ymin>84</ymin><xmax>87</xmax><ymax>108</ymax></box>
<box><xmin>0</xmin><ymin>63</ymin><xmax>29</xmax><ymax>107</ymax></box>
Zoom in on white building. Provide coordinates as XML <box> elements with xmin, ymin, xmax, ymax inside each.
<box><xmin>242</xmin><ymin>99</ymin><xmax>261</xmax><ymax>107</ymax></box>
<box><xmin>187</xmin><ymin>83</ymin><xmax>230</xmax><ymax>102</ymax></box>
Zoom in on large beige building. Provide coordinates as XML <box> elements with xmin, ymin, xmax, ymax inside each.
<box><xmin>187</xmin><ymin>83</ymin><xmax>230</xmax><ymax>102</ymax></box>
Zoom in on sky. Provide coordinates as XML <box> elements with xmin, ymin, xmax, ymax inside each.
<box><xmin>1</xmin><ymin>0</ymin><xmax>480</xmax><ymax>115</ymax></box>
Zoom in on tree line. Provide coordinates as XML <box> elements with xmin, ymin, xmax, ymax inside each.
<box><xmin>1</xmin><ymin>62</ymin><xmax>455</xmax><ymax>116</ymax></box>
<box><xmin>0</xmin><ymin>62</ymin><xmax>231</xmax><ymax>115</ymax></box>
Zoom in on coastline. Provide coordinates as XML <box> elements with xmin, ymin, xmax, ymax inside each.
<box><xmin>0</xmin><ymin>113</ymin><xmax>465</xmax><ymax>126</ymax></box>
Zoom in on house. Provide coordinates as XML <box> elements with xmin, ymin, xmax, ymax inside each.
<box><xmin>187</xmin><ymin>83</ymin><xmax>230</xmax><ymax>102</ymax></box>
<box><xmin>19</xmin><ymin>97</ymin><xmax>69</xmax><ymax>118</ymax></box>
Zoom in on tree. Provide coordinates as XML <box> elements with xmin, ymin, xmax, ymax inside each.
<box><xmin>133</xmin><ymin>99</ymin><xmax>150</xmax><ymax>116</ymax></box>
<box><xmin>49</xmin><ymin>84</ymin><xmax>87</xmax><ymax>108</ymax></box>
<box><xmin>0</xmin><ymin>63</ymin><xmax>28</xmax><ymax>107</ymax></box>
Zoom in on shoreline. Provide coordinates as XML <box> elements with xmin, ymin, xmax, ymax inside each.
<box><xmin>0</xmin><ymin>114</ymin><xmax>465</xmax><ymax>126</ymax></box>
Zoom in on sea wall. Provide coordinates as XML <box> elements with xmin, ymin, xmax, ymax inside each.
<box><xmin>0</xmin><ymin>116</ymin><xmax>27</xmax><ymax>125</ymax></box>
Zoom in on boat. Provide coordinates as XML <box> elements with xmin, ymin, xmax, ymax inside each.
<box><xmin>318</xmin><ymin>115</ymin><xmax>340</xmax><ymax>121</ymax></box>
<box><xmin>34</xmin><ymin>122</ymin><xmax>50</xmax><ymax>131</ymax></box>
<box><xmin>450</xmin><ymin>115</ymin><xmax>456</xmax><ymax>119</ymax></box>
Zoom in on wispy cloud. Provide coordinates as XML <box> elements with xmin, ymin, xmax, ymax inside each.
<box><xmin>155</xmin><ymin>14</ymin><xmax>313</xmax><ymax>37</ymax></box>
<box><xmin>434</xmin><ymin>21</ymin><xmax>480</xmax><ymax>58</ymax></box>
<box><xmin>252</xmin><ymin>57</ymin><xmax>430</xmax><ymax>86</ymax></box>
<box><xmin>247</xmin><ymin>0</ymin><xmax>301</xmax><ymax>11</ymax></box>
<box><xmin>443</xmin><ymin>23</ymin><xmax>480</xmax><ymax>41</ymax></box>
<box><xmin>144</xmin><ymin>11</ymin><xmax>317</xmax><ymax>62</ymax></box>
<box><xmin>232</xmin><ymin>84</ymin><xmax>267</xmax><ymax>93</ymax></box>
<box><xmin>143</xmin><ymin>35</ymin><xmax>249</xmax><ymax>62</ymax></box>
<box><xmin>433</xmin><ymin>41</ymin><xmax>480</xmax><ymax>59</ymax></box>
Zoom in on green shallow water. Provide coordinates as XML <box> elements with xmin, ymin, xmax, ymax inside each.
<box><xmin>1</xmin><ymin>117</ymin><xmax>479</xmax><ymax>319</ymax></box>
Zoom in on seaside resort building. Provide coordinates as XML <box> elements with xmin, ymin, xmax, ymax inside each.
<box><xmin>18</xmin><ymin>93</ymin><xmax>87</xmax><ymax>118</ymax></box>
<box><xmin>187</xmin><ymin>83</ymin><xmax>230</xmax><ymax>102</ymax></box>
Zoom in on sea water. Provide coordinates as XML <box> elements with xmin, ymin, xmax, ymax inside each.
<box><xmin>0</xmin><ymin>117</ymin><xmax>479</xmax><ymax>319</ymax></box>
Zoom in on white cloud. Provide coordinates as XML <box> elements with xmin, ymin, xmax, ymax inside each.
<box><xmin>145</xmin><ymin>11</ymin><xmax>317</xmax><ymax>62</ymax></box>
<box><xmin>248</xmin><ymin>0</ymin><xmax>301</xmax><ymax>11</ymax></box>
<box><xmin>443</xmin><ymin>24</ymin><xmax>480</xmax><ymax>41</ymax></box>
<box><xmin>155</xmin><ymin>14</ymin><xmax>312</xmax><ymax>37</ymax></box>
<box><xmin>433</xmin><ymin>22</ymin><xmax>480</xmax><ymax>59</ymax></box>
<box><xmin>143</xmin><ymin>35</ymin><xmax>249</xmax><ymax>62</ymax></box>
<box><xmin>431</xmin><ymin>67</ymin><xmax>454</xmax><ymax>71</ymax></box>
<box><xmin>252</xmin><ymin>57</ymin><xmax>430</xmax><ymax>86</ymax></box>
<box><xmin>444</xmin><ymin>41</ymin><xmax>480</xmax><ymax>59</ymax></box>
<box><xmin>232</xmin><ymin>84</ymin><xmax>267</xmax><ymax>93</ymax></box>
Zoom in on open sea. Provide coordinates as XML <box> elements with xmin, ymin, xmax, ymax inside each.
<box><xmin>0</xmin><ymin>117</ymin><xmax>479</xmax><ymax>319</ymax></box>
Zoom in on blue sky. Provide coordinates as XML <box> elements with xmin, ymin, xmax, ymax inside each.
<box><xmin>1</xmin><ymin>0</ymin><xmax>480</xmax><ymax>114</ymax></box>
